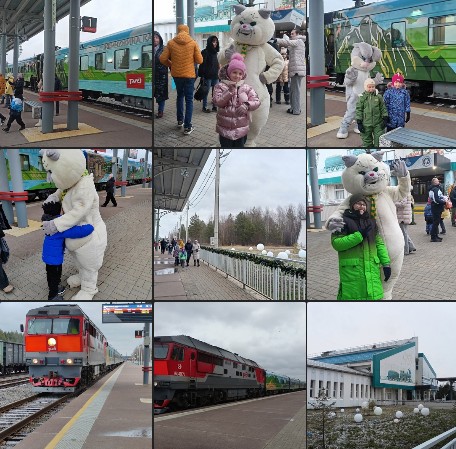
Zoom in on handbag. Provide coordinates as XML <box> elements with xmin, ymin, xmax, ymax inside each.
<box><xmin>0</xmin><ymin>237</ymin><xmax>9</xmax><ymax>264</ymax></box>
<box><xmin>194</xmin><ymin>78</ymin><xmax>209</xmax><ymax>101</ymax></box>
<box><xmin>445</xmin><ymin>199</ymin><xmax>453</xmax><ymax>210</ymax></box>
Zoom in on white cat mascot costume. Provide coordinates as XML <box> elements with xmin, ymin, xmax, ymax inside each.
<box><xmin>219</xmin><ymin>5</ymin><xmax>284</xmax><ymax>147</ymax></box>
<box><xmin>326</xmin><ymin>152</ymin><xmax>411</xmax><ymax>300</ymax></box>
<box><xmin>41</xmin><ymin>149</ymin><xmax>107</xmax><ymax>300</ymax></box>
<box><xmin>336</xmin><ymin>42</ymin><xmax>384</xmax><ymax>139</ymax></box>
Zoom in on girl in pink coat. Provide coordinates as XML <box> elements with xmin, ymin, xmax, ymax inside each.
<box><xmin>213</xmin><ymin>53</ymin><xmax>261</xmax><ymax>148</ymax></box>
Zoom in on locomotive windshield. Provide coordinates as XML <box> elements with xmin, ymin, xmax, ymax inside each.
<box><xmin>27</xmin><ymin>318</ymin><xmax>80</xmax><ymax>335</ymax></box>
<box><xmin>154</xmin><ymin>343</ymin><xmax>169</xmax><ymax>359</ymax></box>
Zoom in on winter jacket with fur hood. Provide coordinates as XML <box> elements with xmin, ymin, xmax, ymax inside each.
<box><xmin>395</xmin><ymin>195</ymin><xmax>413</xmax><ymax>225</ymax></box>
<box><xmin>159</xmin><ymin>25</ymin><xmax>203</xmax><ymax>78</ymax></box>
<box><xmin>276</xmin><ymin>35</ymin><xmax>306</xmax><ymax>77</ymax></box>
<box><xmin>276</xmin><ymin>54</ymin><xmax>289</xmax><ymax>84</ymax></box>
<box><xmin>213</xmin><ymin>65</ymin><xmax>261</xmax><ymax>140</ymax></box>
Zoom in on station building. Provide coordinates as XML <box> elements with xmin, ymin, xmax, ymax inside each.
<box><xmin>317</xmin><ymin>149</ymin><xmax>455</xmax><ymax>205</ymax></box>
<box><xmin>307</xmin><ymin>337</ymin><xmax>438</xmax><ymax>408</ymax></box>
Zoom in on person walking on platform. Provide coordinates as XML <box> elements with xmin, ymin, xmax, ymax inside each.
<box><xmin>0</xmin><ymin>203</ymin><xmax>13</xmax><ymax>294</ymax></box>
<box><xmin>0</xmin><ymin>74</ymin><xmax>5</xmax><ymax>104</ymax></box>
<box><xmin>198</xmin><ymin>35</ymin><xmax>220</xmax><ymax>113</ymax></box>
<box><xmin>12</xmin><ymin>73</ymin><xmax>24</xmax><ymax>100</ymax></box>
<box><xmin>41</xmin><ymin>200</ymin><xmax>94</xmax><ymax>300</ymax></box>
<box><xmin>54</xmin><ymin>75</ymin><xmax>62</xmax><ymax>116</ymax></box>
<box><xmin>184</xmin><ymin>239</ymin><xmax>193</xmax><ymax>267</ymax></box>
<box><xmin>193</xmin><ymin>239</ymin><xmax>201</xmax><ymax>266</ymax></box>
<box><xmin>160</xmin><ymin>239</ymin><xmax>167</xmax><ymax>254</ymax></box>
<box><xmin>2</xmin><ymin>95</ymin><xmax>25</xmax><ymax>132</ymax></box>
<box><xmin>153</xmin><ymin>31</ymin><xmax>169</xmax><ymax>119</ymax></box>
<box><xmin>159</xmin><ymin>24</ymin><xmax>203</xmax><ymax>136</ymax></box>
<box><xmin>101</xmin><ymin>174</ymin><xmax>117</xmax><ymax>207</ymax></box>
<box><xmin>4</xmin><ymin>74</ymin><xmax>13</xmax><ymax>108</ymax></box>
<box><xmin>429</xmin><ymin>177</ymin><xmax>447</xmax><ymax>243</ymax></box>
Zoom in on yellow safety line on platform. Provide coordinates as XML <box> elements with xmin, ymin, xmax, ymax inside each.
<box><xmin>140</xmin><ymin>398</ymin><xmax>152</xmax><ymax>403</ymax></box>
<box><xmin>21</xmin><ymin>123</ymin><xmax>102</xmax><ymax>142</ymax></box>
<box><xmin>307</xmin><ymin>116</ymin><xmax>342</xmax><ymax>138</ymax></box>
<box><xmin>4</xmin><ymin>220</ymin><xmax>42</xmax><ymax>236</ymax></box>
<box><xmin>44</xmin><ymin>365</ymin><xmax>123</xmax><ymax>449</ymax></box>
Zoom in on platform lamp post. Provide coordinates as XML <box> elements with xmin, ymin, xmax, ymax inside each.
<box><xmin>143</xmin><ymin>322</ymin><xmax>151</xmax><ymax>385</ymax></box>
<box><xmin>67</xmin><ymin>0</ymin><xmax>81</xmax><ymax>130</ymax></box>
<box><xmin>0</xmin><ymin>10</ymin><xmax>6</xmax><ymax>76</ymax></box>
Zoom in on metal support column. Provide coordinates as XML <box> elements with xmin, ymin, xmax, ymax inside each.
<box><xmin>121</xmin><ymin>149</ymin><xmax>129</xmax><ymax>197</ymax></box>
<box><xmin>12</xmin><ymin>24</ymin><xmax>19</xmax><ymax>77</ymax></box>
<box><xmin>187</xmin><ymin>0</ymin><xmax>195</xmax><ymax>36</ymax></box>
<box><xmin>308</xmin><ymin>149</ymin><xmax>322</xmax><ymax>229</ymax></box>
<box><xmin>155</xmin><ymin>208</ymin><xmax>160</xmax><ymax>242</ymax></box>
<box><xmin>112</xmin><ymin>149</ymin><xmax>118</xmax><ymax>179</ymax></box>
<box><xmin>68</xmin><ymin>0</ymin><xmax>80</xmax><ymax>130</ymax></box>
<box><xmin>214</xmin><ymin>149</ymin><xmax>220</xmax><ymax>247</ymax></box>
<box><xmin>0</xmin><ymin>151</ymin><xmax>13</xmax><ymax>224</ymax></box>
<box><xmin>176</xmin><ymin>0</ymin><xmax>184</xmax><ymax>30</ymax></box>
<box><xmin>6</xmin><ymin>150</ymin><xmax>27</xmax><ymax>228</ymax></box>
<box><xmin>0</xmin><ymin>11</ymin><xmax>6</xmax><ymax>76</ymax></box>
<box><xmin>185</xmin><ymin>202</ymin><xmax>189</xmax><ymax>242</ymax></box>
<box><xmin>143</xmin><ymin>322</ymin><xmax>151</xmax><ymax>385</ymax></box>
<box><xmin>42</xmin><ymin>0</ymin><xmax>56</xmax><ymax>133</ymax></box>
<box><xmin>143</xmin><ymin>150</ymin><xmax>149</xmax><ymax>188</ymax></box>
<box><xmin>309</xmin><ymin>0</ymin><xmax>326</xmax><ymax>125</ymax></box>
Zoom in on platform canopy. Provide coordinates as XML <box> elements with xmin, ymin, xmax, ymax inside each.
<box><xmin>154</xmin><ymin>149</ymin><xmax>212</xmax><ymax>212</ymax></box>
<box><xmin>0</xmin><ymin>0</ymin><xmax>92</xmax><ymax>52</ymax></box>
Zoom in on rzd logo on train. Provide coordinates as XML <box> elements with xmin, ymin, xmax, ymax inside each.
<box><xmin>126</xmin><ymin>74</ymin><xmax>145</xmax><ymax>89</ymax></box>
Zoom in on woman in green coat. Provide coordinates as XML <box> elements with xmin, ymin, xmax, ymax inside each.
<box><xmin>331</xmin><ymin>194</ymin><xmax>391</xmax><ymax>300</ymax></box>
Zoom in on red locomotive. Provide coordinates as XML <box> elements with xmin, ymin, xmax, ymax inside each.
<box><xmin>23</xmin><ymin>304</ymin><xmax>123</xmax><ymax>393</ymax></box>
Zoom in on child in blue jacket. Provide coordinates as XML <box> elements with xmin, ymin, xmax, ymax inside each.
<box><xmin>2</xmin><ymin>95</ymin><xmax>26</xmax><ymax>132</ymax></box>
<box><xmin>42</xmin><ymin>201</ymin><xmax>94</xmax><ymax>300</ymax></box>
<box><xmin>383</xmin><ymin>73</ymin><xmax>411</xmax><ymax>132</ymax></box>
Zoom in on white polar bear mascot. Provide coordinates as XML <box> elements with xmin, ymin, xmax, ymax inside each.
<box><xmin>326</xmin><ymin>152</ymin><xmax>411</xmax><ymax>300</ymax></box>
<box><xmin>41</xmin><ymin>149</ymin><xmax>107</xmax><ymax>300</ymax></box>
<box><xmin>336</xmin><ymin>42</ymin><xmax>384</xmax><ymax>139</ymax></box>
<box><xmin>219</xmin><ymin>4</ymin><xmax>284</xmax><ymax>147</ymax></box>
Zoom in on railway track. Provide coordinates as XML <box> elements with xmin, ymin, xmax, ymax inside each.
<box><xmin>83</xmin><ymin>96</ymin><xmax>152</xmax><ymax>118</ymax></box>
<box><xmin>0</xmin><ymin>394</ymin><xmax>70</xmax><ymax>444</ymax></box>
<box><xmin>0</xmin><ymin>377</ymin><xmax>29</xmax><ymax>389</ymax></box>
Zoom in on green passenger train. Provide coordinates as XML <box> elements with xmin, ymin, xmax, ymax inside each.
<box><xmin>324</xmin><ymin>0</ymin><xmax>456</xmax><ymax>99</ymax></box>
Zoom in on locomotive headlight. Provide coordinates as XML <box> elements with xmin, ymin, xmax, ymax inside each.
<box><xmin>48</xmin><ymin>338</ymin><xmax>57</xmax><ymax>346</ymax></box>
<box><xmin>32</xmin><ymin>358</ymin><xmax>39</xmax><ymax>364</ymax></box>
<box><xmin>154</xmin><ymin>381</ymin><xmax>158</xmax><ymax>387</ymax></box>
<box><xmin>66</xmin><ymin>359</ymin><xmax>73</xmax><ymax>364</ymax></box>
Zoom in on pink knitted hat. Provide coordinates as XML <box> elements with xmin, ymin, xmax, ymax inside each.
<box><xmin>227</xmin><ymin>53</ymin><xmax>246</xmax><ymax>77</ymax></box>
<box><xmin>392</xmin><ymin>73</ymin><xmax>404</xmax><ymax>84</ymax></box>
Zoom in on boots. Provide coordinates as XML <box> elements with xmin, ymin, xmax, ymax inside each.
<box><xmin>194</xmin><ymin>260</ymin><xmax>196</xmax><ymax>266</ymax></box>
<box><xmin>197</xmin><ymin>260</ymin><xmax>200</xmax><ymax>267</ymax></box>
<box><xmin>284</xmin><ymin>93</ymin><xmax>290</xmax><ymax>105</ymax></box>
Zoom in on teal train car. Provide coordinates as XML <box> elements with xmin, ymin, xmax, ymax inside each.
<box><xmin>266</xmin><ymin>370</ymin><xmax>305</xmax><ymax>394</ymax></box>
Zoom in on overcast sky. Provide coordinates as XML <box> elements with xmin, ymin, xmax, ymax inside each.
<box><xmin>155</xmin><ymin>302</ymin><xmax>306</xmax><ymax>380</ymax></box>
<box><xmin>158</xmin><ymin>149</ymin><xmax>306</xmax><ymax>237</ymax></box>
<box><xmin>7</xmin><ymin>0</ymin><xmax>152</xmax><ymax>62</ymax></box>
<box><xmin>0</xmin><ymin>302</ymin><xmax>150</xmax><ymax>357</ymax></box>
<box><xmin>308</xmin><ymin>302</ymin><xmax>455</xmax><ymax>378</ymax></box>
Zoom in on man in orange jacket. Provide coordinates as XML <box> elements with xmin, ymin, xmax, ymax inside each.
<box><xmin>160</xmin><ymin>25</ymin><xmax>203</xmax><ymax>135</ymax></box>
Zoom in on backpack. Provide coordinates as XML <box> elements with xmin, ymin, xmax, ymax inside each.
<box><xmin>10</xmin><ymin>98</ymin><xmax>22</xmax><ymax>112</ymax></box>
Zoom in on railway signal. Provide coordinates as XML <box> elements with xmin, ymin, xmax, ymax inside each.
<box><xmin>81</xmin><ymin>16</ymin><xmax>97</xmax><ymax>33</ymax></box>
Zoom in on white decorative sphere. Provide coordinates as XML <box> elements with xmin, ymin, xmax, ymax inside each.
<box><xmin>418</xmin><ymin>404</ymin><xmax>424</xmax><ymax>410</ymax></box>
<box><xmin>354</xmin><ymin>413</ymin><xmax>363</xmax><ymax>423</ymax></box>
<box><xmin>361</xmin><ymin>401</ymin><xmax>369</xmax><ymax>409</ymax></box>
<box><xmin>374</xmin><ymin>407</ymin><xmax>383</xmax><ymax>416</ymax></box>
<box><xmin>328</xmin><ymin>412</ymin><xmax>336</xmax><ymax>418</ymax></box>
<box><xmin>396</xmin><ymin>411</ymin><xmax>403</xmax><ymax>419</ymax></box>
<box><xmin>340</xmin><ymin>408</ymin><xmax>344</xmax><ymax>413</ymax></box>
<box><xmin>231</xmin><ymin>248</ymin><xmax>236</xmax><ymax>251</ymax></box>
<box><xmin>249</xmin><ymin>247</ymin><xmax>253</xmax><ymax>251</ymax></box>
<box><xmin>413</xmin><ymin>408</ymin><xmax>419</xmax><ymax>414</ymax></box>
<box><xmin>277</xmin><ymin>251</ymin><xmax>289</xmax><ymax>259</ymax></box>
<box><xmin>394</xmin><ymin>418</ymin><xmax>399</xmax><ymax>423</ymax></box>
<box><xmin>257</xmin><ymin>244</ymin><xmax>264</xmax><ymax>251</ymax></box>
<box><xmin>285</xmin><ymin>249</ymin><xmax>291</xmax><ymax>255</ymax></box>
<box><xmin>261</xmin><ymin>249</ymin><xmax>267</xmax><ymax>255</ymax></box>
<box><xmin>267</xmin><ymin>251</ymin><xmax>273</xmax><ymax>257</ymax></box>
<box><xmin>355</xmin><ymin>408</ymin><xmax>360</xmax><ymax>413</ymax></box>
<box><xmin>421</xmin><ymin>408</ymin><xmax>430</xmax><ymax>416</ymax></box>
<box><xmin>298</xmin><ymin>249</ymin><xmax>306</xmax><ymax>258</ymax></box>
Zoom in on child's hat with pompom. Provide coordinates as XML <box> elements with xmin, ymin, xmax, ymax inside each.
<box><xmin>392</xmin><ymin>73</ymin><xmax>404</xmax><ymax>84</ymax></box>
<box><xmin>227</xmin><ymin>53</ymin><xmax>246</xmax><ymax>77</ymax></box>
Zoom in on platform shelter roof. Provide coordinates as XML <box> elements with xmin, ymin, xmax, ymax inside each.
<box><xmin>153</xmin><ymin>149</ymin><xmax>212</xmax><ymax>212</ymax></box>
<box><xmin>0</xmin><ymin>0</ymin><xmax>92</xmax><ymax>53</ymax></box>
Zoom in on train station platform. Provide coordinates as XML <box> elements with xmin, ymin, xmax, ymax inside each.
<box><xmin>308</xmin><ymin>208</ymin><xmax>456</xmax><ymax>300</ymax></box>
<box><xmin>14</xmin><ymin>362</ymin><xmax>151</xmax><ymax>449</ymax></box>
<box><xmin>0</xmin><ymin>89</ymin><xmax>151</xmax><ymax>148</ymax></box>
<box><xmin>153</xmin><ymin>80</ymin><xmax>306</xmax><ymax>148</ymax></box>
<box><xmin>0</xmin><ymin>185</ymin><xmax>152</xmax><ymax>301</ymax></box>
<box><xmin>154</xmin><ymin>390</ymin><xmax>306</xmax><ymax>449</ymax></box>
<box><xmin>307</xmin><ymin>91</ymin><xmax>456</xmax><ymax>147</ymax></box>
<box><xmin>154</xmin><ymin>252</ymin><xmax>259</xmax><ymax>300</ymax></box>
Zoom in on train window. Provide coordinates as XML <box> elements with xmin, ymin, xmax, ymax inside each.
<box><xmin>95</xmin><ymin>52</ymin><xmax>106</xmax><ymax>70</ymax></box>
<box><xmin>142</xmin><ymin>45</ymin><xmax>152</xmax><ymax>68</ymax></box>
<box><xmin>242</xmin><ymin>364</ymin><xmax>246</xmax><ymax>370</ymax></box>
<box><xmin>197</xmin><ymin>352</ymin><xmax>212</xmax><ymax>364</ymax></box>
<box><xmin>20</xmin><ymin>154</ymin><xmax>30</xmax><ymax>171</ymax></box>
<box><xmin>391</xmin><ymin>22</ymin><xmax>406</xmax><ymax>48</ymax></box>
<box><xmin>429</xmin><ymin>15</ymin><xmax>456</xmax><ymax>45</ymax></box>
<box><xmin>233</xmin><ymin>362</ymin><xmax>238</xmax><ymax>369</ymax></box>
<box><xmin>213</xmin><ymin>357</ymin><xmax>223</xmax><ymax>366</ymax></box>
<box><xmin>27</xmin><ymin>318</ymin><xmax>52</xmax><ymax>335</ymax></box>
<box><xmin>80</xmin><ymin>55</ymin><xmax>89</xmax><ymax>71</ymax></box>
<box><xmin>154</xmin><ymin>343</ymin><xmax>169</xmax><ymax>359</ymax></box>
<box><xmin>171</xmin><ymin>346</ymin><xmax>184</xmax><ymax>361</ymax></box>
<box><xmin>114</xmin><ymin>48</ymin><xmax>130</xmax><ymax>69</ymax></box>
<box><xmin>53</xmin><ymin>318</ymin><xmax>80</xmax><ymax>335</ymax></box>
<box><xmin>224</xmin><ymin>369</ymin><xmax>228</xmax><ymax>374</ymax></box>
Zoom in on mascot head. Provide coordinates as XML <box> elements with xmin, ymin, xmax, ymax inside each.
<box><xmin>40</xmin><ymin>149</ymin><xmax>87</xmax><ymax>190</ymax></box>
<box><xmin>231</xmin><ymin>5</ymin><xmax>275</xmax><ymax>46</ymax></box>
<box><xmin>351</xmin><ymin>42</ymin><xmax>382</xmax><ymax>72</ymax></box>
<box><xmin>341</xmin><ymin>152</ymin><xmax>390</xmax><ymax>195</ymax></box>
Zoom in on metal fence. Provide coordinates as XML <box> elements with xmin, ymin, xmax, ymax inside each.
<box><xmin>200</xmin><ymin>249</ymin><xmax>306</xmax><ymax>300</ymax></box>
<box><xmin>413</xmin><ymin>428</ymin><xmax>456</xmax><ymax>449</ymax></box>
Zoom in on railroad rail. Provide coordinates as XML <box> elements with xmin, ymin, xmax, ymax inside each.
<box><xmin>0</xmin><ymin>376</ymin><xmax>29</xmax><ymax>389</ymax></box>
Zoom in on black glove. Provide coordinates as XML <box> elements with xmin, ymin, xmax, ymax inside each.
<box><xmin>405</xmin><ymin>112</ymin><xmax>410</xmax><ymax>123</ymax></box>
<box><xmin>383</xmin><ymin>266</ymin><xmax>391</xmax><ymax>282</ymax></box>
<box><xmin>357</xmin><ymin>121</ymin><xmax>365</xmax><ymax>133</ymax></box>
<box><xmin>383</xmin><ymin>117</ymin><xmax>389</xmax><ymax>128</ymax></box>
<box><xmin>359</xmin><ymin>224</ymin><xmax>372</xmax><ymax>239</ymax></box>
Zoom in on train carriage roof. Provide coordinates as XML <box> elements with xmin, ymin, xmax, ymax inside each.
<box><xmin>26</xmin><ymin>304</ymin><xmax>86</xmax><ymax>317</ymax></box>
<box><xmin>155</xmin><ymin>335</ymin><xmax>263</xmax><ymax>368</ymax></box>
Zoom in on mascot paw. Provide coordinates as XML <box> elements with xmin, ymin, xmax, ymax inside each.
<box><xmin>67</xmin><ymin>275</ymin><xmax>82</xmax><ymax>288</ymax></box>
<box><xmin>392</xmin><ymin>159</ymin><xmax>408</xmax><ymax>178</ymax></box>
<box><xmin>72</xmin><ymin>290</ymin><xmax>95</xmax><ymax>301</ymax></box>
<box><xmin>326</xmin><ymin>217</ymin><xmax>345</xmax><ymax>233</ymax></box>
<box><xmin>374</xmin><ymin>73</ymin><xmax>384</xmax><ymax>85</ymax></box>
<box><xmin>225</xmin><ymin>45</ymin><xmax>235</xmax><ymax>61</ymax></box>
<box><xmin>43</xmin><ymin>220</ymin><xmax>58</xmax><ymax>236</ymax></box>
<box><xmin>345</xmin><ymin>67</ymin><xmax>358</xmax><ymax>81</ymax></box>
<box><xmin>336</xmin><ymin>128</ymin><xmax>349</xmax><ymax>139</ymax></box>
<box><xmin>259</xmin><ymin>73</ymin><xmax>267</xmax><ymax>84</ymax></box>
